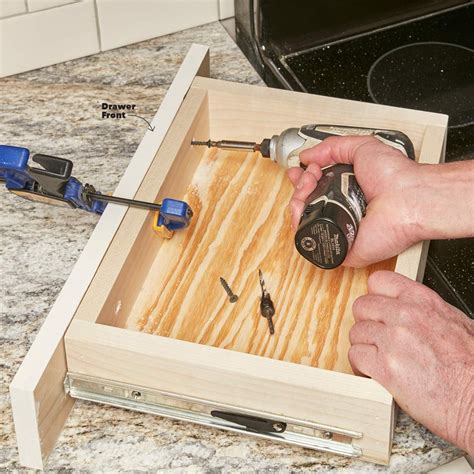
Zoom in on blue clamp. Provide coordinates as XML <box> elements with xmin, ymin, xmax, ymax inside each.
<box><xmin>157</xmin><ymin>199</ymin><xmax>193</xmax><ymax>231</ymax></box>
<box><xmin>0</xmin><ymin>144</ymin><xmax>193</xmax><ymax>233</ymax></box>
<box><xmin>63</xmin><ymin>178</ymin><xmax>107</xmax><ymax>214</ymax></box>
<box><xmin>0</xmin><ymin>145</ymin><xmax>36</xmax><ymax>189</ymax></box>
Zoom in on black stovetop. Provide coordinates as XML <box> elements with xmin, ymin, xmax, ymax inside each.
<box><xmin>279</xmin><ymin>4</ymin><xmax>473</xmax><ymax>163</ymax></box>
<box><xmin>235</xmin><ymin>2</ymin><xmax>473</xmax><ymax>315</ymax></box>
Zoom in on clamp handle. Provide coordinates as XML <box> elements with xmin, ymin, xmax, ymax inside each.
<box><xmin>29</xmin><ymin>154</ymin><xmax>73</xmax><ymax>198</ymax></box>
<box><xmin>0</xmin><ymin>145</ymin><xmax>32</xmax><ymax>188</ymax></box>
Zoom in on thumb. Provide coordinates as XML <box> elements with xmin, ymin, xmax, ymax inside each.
<box><xmin>343</xmin><ymin>209</ymin><xmax>398</xmax><ymax>268</ymax></box>
<box><xmin>299</xmin><ymin>135</ymin><xmax>376</xmax><ymax>168</ymax></box>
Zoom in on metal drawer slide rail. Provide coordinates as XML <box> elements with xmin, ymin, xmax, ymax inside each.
<box><xmin>65</xmin><ymin>373</ymin><xmax>363</xmax><ymax>458</ymax></box>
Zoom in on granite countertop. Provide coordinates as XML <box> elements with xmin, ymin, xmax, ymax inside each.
<box><xmin>0</xmin><ymin>21</ymin><xmax>463</xmax><ymax>472</ymax></box>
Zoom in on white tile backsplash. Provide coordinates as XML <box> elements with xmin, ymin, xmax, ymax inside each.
<box><xmin>0</xmin><ymin>0</ymin><xmax>99</xmax><ymax>76</ymax></box>
<box><xmin>219</xmin><ymin>0</ymin><xmax>234</xmax><ymax>19</ymax></box>
<box><xmin>95</xmin><ymin>0</ymin><xmax>219</xmax><ymax>51</ymax></box>
<box><xmin>27</xmin><ymin>0</ymin><xmax>77</xmax><ymax>13</ymax></box>
<box><xmin>0</xmin><ymin>0</ymin><xmax>27</xmax><ymax>19</ymax></box>
<box><xmin>0</xmin><ymin>0</ymin><xmax>224</xmax><ymax>77</ymax></box>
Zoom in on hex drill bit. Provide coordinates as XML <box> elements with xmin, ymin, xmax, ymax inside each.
<box><xmin>258</xmin><ymin>269</ymin><xmax>275</xmax><ymax>335</ymax></box>
<box><xmin>191</xmin><ymin>139</ymin><xmax>261</xmax><ymax>152</ymax></box>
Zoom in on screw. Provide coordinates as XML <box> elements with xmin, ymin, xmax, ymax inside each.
<box><xmin>272</xmin><ymin>422</ymin><xmax>286</xmax><ymax>432</ymax></box>
<box><xmin>131</xmin><ymin>390</ymin><xmax>142</xmax><ymax>400</ymax></box>
<box><xmin>322</xmin><ymin>431</ymin><xmax>333</xmax><ymax>440</ymax></box>
<box><xmin>191</xmin><ymin>139</ymin><xmax>215</xmax><ymax>147</ymax></box>
<box><xmin>220</xmin><ymin>277</ymin><xmax>238</xmax><ymax>303</ymax></box>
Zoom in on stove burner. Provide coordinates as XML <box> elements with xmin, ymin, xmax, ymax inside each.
<box><xmin>367</xmin><ymin>42</ymin><xmax>474</xmax><ymax>129</ymax></box>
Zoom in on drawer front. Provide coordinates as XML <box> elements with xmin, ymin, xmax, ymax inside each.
<box><xmin>9</xmin><ymin>44</ymin><xmax>210</xmax><ymax>470</ymax></box>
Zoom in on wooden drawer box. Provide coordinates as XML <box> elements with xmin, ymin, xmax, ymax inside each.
<box><xmin>10</xmin><ymin>45</ymin><xmax>448</xmax><ymax>469</ymax></box>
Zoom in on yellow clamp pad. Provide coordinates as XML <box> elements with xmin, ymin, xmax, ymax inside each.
<box><xmin>152</xmin><ymin>210</ymin><xmax>174</xmax><ymax>239</ymax></box>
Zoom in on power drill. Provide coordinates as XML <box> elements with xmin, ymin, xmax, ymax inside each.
<box><xmin>192</xmin><ymin>124</ymin><xmax>415</xmax><ymax>269</ymax></box>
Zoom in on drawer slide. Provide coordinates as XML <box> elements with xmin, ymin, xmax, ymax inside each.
<box><xmin>64</xmin><ymin>373</ymin><xmax>363</xmax><ymax>458</ymax></box>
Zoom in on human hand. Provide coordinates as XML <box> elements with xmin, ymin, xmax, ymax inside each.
<box><xmin>288</xmin><ymin>136</ymin><xmax>423</xmax><ymax>267</ymax></box>
<box><xmin>349</xmin><ymin>270</ymin><xmax>474</xmax><ymax>453</ymax></box>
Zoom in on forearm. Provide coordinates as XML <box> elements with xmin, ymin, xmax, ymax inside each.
<box><xmin>413</xmin><ymin>161</ymin><xmax>474</xmax><ymax>241</ymax></box>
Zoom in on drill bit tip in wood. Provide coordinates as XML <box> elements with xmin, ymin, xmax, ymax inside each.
<box><xmin>191</xmin><ymin>140</ymin><xmax>216</xmax><ymax>147</ymax></box>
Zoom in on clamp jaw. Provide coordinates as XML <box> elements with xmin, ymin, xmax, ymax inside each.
<box><xmin>152</xmin><ymin>199</ymin><xmax>194</xmax><ymax>238</ymax></box>
<box><xmin>0</xmin><ymin>145</ymin><xmax>193</xmax><ymax>236</ymax></box>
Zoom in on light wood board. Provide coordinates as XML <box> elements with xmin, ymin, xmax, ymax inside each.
<box><xmin>9</xmin><ymin>44</ymin><xmax>210</xmax><ymax>470</ymax></box>
<box><xmin>127</xmin><ymin>147</ymin><xmax>394</xmax><ymax>374</ymax></box>
<box><xmin>66</xmin><ymin>318</ymin><xmax>395</xmax><ymax>465</ymax></box>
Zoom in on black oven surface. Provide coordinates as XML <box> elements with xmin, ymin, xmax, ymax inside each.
<box><xmin>279</xmin><ymin>4</ymin><xmax>473</xmax><ymax>162</ymax></box>
<box><xmin>235</xmin><ymin>2</ymin><xmax>473</xmax><ymax>315</ymax></box>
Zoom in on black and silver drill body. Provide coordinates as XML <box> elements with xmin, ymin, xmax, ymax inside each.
<box><xmin>192</xmin><ymin>124</ymin><xmax>415</xmax><ymax>269</ymax></box>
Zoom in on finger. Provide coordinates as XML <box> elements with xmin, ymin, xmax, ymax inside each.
<box><xmin>289</xmin><ymin>198</ymin><xmax>305</xmax><ymax>230</ymax></box>
<box><xmin>305</xmin><ymin>162</ymin><xmax>322</xmax><ymax>181</ymax></box>
<box><xmin>341</xmin><ymin>222</ymin><xmax>374</xmax><ymax>268</ymax></box>
<box><xmin>348</xmin><ymin>344</ymin><xmax>378</xmax><ymax>378</ymax></box>
<box><xmin>343</xmin><ymin>251</ymin><xmax>373</xmax><ymax>269</ymax></box>
<box><xmin>352</xmin><ymin>294</ymin><xmax>399</xmax><ymax>323</ymax></box>
<box><xmin>349</xmin><ymin>320</ymin><xmax>386</xmax><ymax>347</ymax></box>
<box><xmin>287</xmin><ymin>167</ymin><xmax>304</xmax><ymax>187</ymax></box>
<box><xmin>292</xmin><ymin>170</ymin><xmax>318</xmax><ymax>201</ymax></box>
<box><xmin>342</xmin><ymin>208</ymin><xmax>399</xmax><ymax>268</ymax></box>
<box><xmin>368</xmin><ymin>270</ymin><xmax>426</xmax><ymax>299</ymax></box>
<box><xmin>289</xmin><ymin>164</ymin><xmax>323</xmax><ymax>228</ymax></box>
<box><xmin>299</xmin><ymin>135</ymin><xmax>376</xmax><ymax>167</ymax></box>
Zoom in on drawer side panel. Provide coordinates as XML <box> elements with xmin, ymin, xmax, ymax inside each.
<box><xmin>66</xmin><ymin>320</ymin><xmax>394</xmax><ymax>464</ymax></box>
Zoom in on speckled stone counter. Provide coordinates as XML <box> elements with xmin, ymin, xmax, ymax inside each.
<box><xmin>0</xmin><ymin>21</ymin><xmax>464</xmax><ymax>472</ymax></box>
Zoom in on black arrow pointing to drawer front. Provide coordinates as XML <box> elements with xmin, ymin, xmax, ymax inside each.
<box><xmin>211</xmin><ymin>411</ymin><xmax>287</xmax><ymax>433</ymax></box>
<box><xmin>128</xmin><ymin>114</ymin><xmax>155</xmax><ymax>132</ymax></box>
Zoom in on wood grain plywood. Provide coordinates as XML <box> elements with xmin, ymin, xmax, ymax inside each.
<box><xmin>127</xmin><ymin>148</ymin><xmax>394</xmax><ymax>374</ymax></box>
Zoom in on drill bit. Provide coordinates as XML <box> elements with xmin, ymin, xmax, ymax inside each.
<box><xmin>258</xmin><ymin>269</ymin><xmax>275</xmax><ymax>335</ymax></box>
<box><xmin>192</xmin><ymin>139</ymin><xmax>261</xmax><ymax>152</ymax></box>
<box><xmin>258</xmin><ymin>269</ymin><xmax>267</xmax><ymax>293</ymax></box>
<box><xmin>220</xmin><ymin>277</ymin><xmax>238</xmax><ymax>303</ymax></box>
